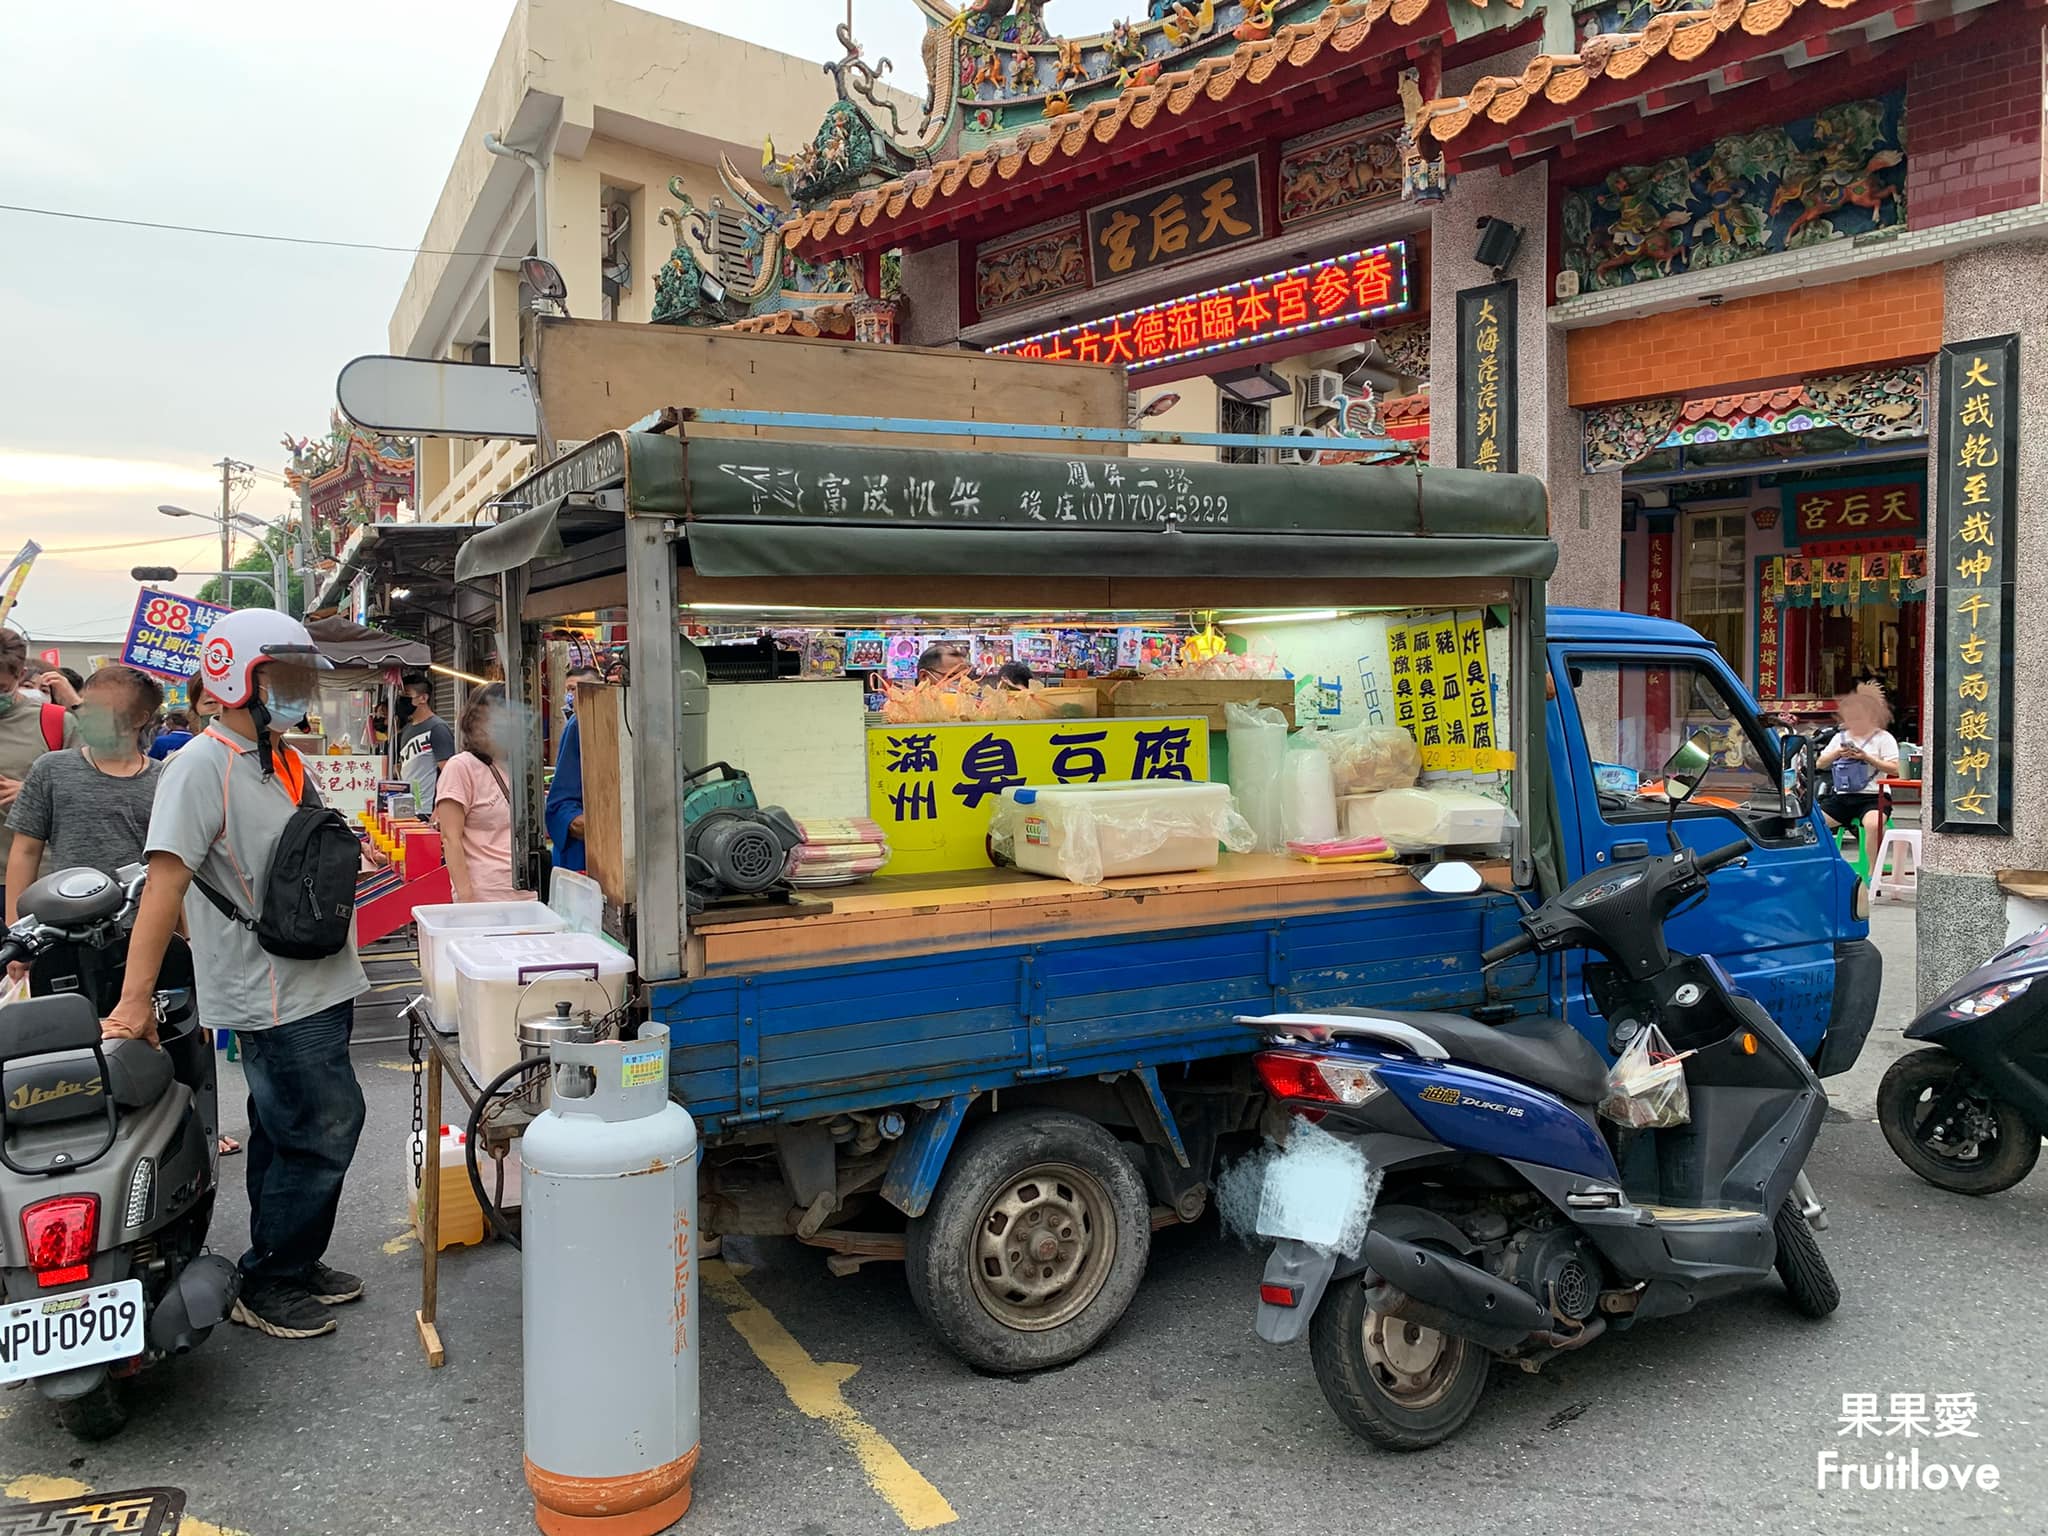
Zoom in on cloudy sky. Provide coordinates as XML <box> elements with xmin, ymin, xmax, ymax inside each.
<box><xmin>0</xmin><ymin>0</ymin><xmax>1136</xmax><ymax>644</ymax></box>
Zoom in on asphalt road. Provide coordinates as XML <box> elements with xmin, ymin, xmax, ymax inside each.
<box><xmin>1</xmin><ymin>906</ymin><xmax>2041</xmax><ymax>1536</ymax></box>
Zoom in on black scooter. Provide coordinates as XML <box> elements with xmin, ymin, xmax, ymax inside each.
<box><xmin>1880</xmin><ymin>925</ymin><xmax>2048</xmax><ymax>1194</ymax></box>
<box><xmin>0</xmin><ymin>866</ymin><xmax>235</xmax><ymax>1439</ymax></box>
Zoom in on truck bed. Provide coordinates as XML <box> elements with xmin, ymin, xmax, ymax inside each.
<box><xmin>652</xmin><ymin>866</ymin><xmax>1539</xmax><ymax>1136</ymax></box>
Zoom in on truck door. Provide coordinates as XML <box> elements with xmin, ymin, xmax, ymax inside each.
<box><xmin>1546</xmin><ymin>643</ymin><xmax>1854</xmax><ymax>1057</ymax></box>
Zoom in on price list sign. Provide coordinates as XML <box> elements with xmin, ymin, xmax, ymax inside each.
<box><xmin>1932</xmin><ymin>334</ymin><xmax>2018</xmax><ymax>834</ymax></box>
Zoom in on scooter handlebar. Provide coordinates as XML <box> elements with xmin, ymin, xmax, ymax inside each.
<box><xmin>1696</xmin><ymin>839</ymin><xmax>1752</xmax><ymax>875</ymax></box>
<box><xmin>1480</xmin><ymin>930</ymin><xmax>1537</xmax><ymax>967</ymax></box>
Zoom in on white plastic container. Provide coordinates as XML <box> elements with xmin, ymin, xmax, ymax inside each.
<box><xmin>1339</xmin><ymin>792</ymin><xmax>1387</xmax><ymax>841</ymax></box>
<box><xmin>1004</xmin><ymin>780</ymin><xmax>1234</xmax><ymax>882</ymax></box>
<box><xmin>1375</xmin><ymin>787</ymin><xmax>1518</xmax><ymax>852</ymax></box>
<box><xmin>449</xmin><ymin>932</ymin><xmax>632</xmax><ymax>1088</ymax></box>
<box><xmin>415</xmin><ymin>900</ymin><xmax>567</xmax><ymax>1027</ymax></box>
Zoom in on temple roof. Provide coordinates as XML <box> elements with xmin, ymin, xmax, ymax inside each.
<box><xmin>784</xmin><ymin>0</ymin><xmax>1444</xmax><ymax>255</ymax></box>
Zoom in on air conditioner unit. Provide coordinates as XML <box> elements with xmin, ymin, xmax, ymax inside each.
<box><xmin>1300</xmin><ymin>369</ymin><xmax>1347</xmax><ymax>413</ymax></box>
<box><xmin>1277</xmin><ymin>425</ymin><xmax>1323</xmax><ymax>466</ymax></box>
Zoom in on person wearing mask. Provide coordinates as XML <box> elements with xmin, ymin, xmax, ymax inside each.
<box><xmin>394</xmin><ymin>671</ymin><xmax>454</xmax><ymax>808</ymax></box>
<box><xmin>917</xmin><ymin>643</ymin><xmax>971</xmax><ymax>683</ymax></box>
<box><xmin>436</xmin><ymin>685</ymin><xmax>531</xmax><ymax>904</ymax></box>
<box><xmin>0</xmin><ymin>632</ymin><xmax>77</xmax><ymax>915</ymax></box>
<box><xmin>544</xmin><ymin>666</ymin><xmax>603</xmax><ymax>875</ymax></box>
<box><xmin>6</xmin><ymin>664</ymin><xmax>164</xmax><ymax>926</ymax></box>
<box><xmin>102</xmin><ymin>610</ymin><xmax>368</xmax><ymax>1341</ymax></box>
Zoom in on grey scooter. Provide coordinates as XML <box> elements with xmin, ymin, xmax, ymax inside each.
<box><xmin>0</xmin><ymin>865</ymin><xmax>237</xmax><ymax>1439</ymax></box>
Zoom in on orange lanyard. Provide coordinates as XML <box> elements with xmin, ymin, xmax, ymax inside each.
<box><xmin>204</xmin><ymin>727</ymin><xmax>305</xmax><ymax>805</ymax></box>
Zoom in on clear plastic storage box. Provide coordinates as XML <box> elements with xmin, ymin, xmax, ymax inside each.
<box><xmin>414</xmin><ymin>900</ymin><xmax>568</xmax><ymax>1026</ymax></box>
<box><xmin>448</xmin><ymin>932</ymin><xmax>632</xmax><ymax>1088</ymax></box>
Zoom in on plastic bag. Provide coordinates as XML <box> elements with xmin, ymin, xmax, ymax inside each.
<box><xmin>1280</xmin><ymin>743</ymin><xmax>1339</xmax><ymax>844</ymax></box>
<box><xmin>1323</xmin><ymin>723</ymin><xmax>1422</xmax><ymax>795</ymax></box>
<box><xmin>1226</xmin><ymin>701</ymin><xmax>1289</xmax><ymax>853</ymax></box>
<box><xmin>1599</xmin><ymin>1024</ymin><xmax>1693</xmax><ymax>1128</ymax></box>
<box><xmin>1373</xmin><ymin>786</ymin><xmax>1521</xmax><ymax>854</ymax></box>
<box><xmin>988</xmin><ymin>785</ymin><xmax>1256</xmax><ymax>887</ymax></box>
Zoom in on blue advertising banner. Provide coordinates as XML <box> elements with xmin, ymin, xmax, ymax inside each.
<box><xmin>122</xmin><ymin>588</ymin><xmax>230</xmax><ymax>680</ymax></box>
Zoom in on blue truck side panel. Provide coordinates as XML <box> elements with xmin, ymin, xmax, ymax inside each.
<box><xmin>651</xmin><ymin>889</ymin><xmax>1539</xmax><ymax>1139</ymax></box>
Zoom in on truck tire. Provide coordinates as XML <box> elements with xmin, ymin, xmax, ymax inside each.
<box><xmin>1878</xmin><ymin>1047</ymin><xmax>2041</xmax><ymax>1195</ymax></box>
<box><xmin>905</xmin><ymin>1111</ymin><xmax>1150</xmax><ymax>1373</ymax></box>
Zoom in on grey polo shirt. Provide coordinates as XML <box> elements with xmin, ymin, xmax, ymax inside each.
<box><xmin>145</xmin><ymin>725</ymin><xmax>367</xmax><ymax>1033</ymax></box>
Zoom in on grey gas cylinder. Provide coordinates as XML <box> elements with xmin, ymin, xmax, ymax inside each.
<box><xmin>521</xmin><ymin>1023</ymin><xmax>699</xmax><ymax>1535</ymax></box>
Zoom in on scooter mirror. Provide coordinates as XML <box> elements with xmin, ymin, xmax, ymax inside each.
<box><xmin>1661</xmin><ymin>731</ymin><xmax>1716</xmax><ymax>803</ymax></box>
<box><xmin>1418</xmin><ymin>861</ymin><xmax>1484</xmax><ymax>895</ymax></box>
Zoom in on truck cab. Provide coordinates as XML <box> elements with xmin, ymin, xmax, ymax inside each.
<box><xmin>1543</xmin><ymin>607</ymin><xmax>1879</xmax><ymax>1076</ymax></box>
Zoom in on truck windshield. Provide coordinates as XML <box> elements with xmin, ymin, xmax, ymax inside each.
<box><xmin>1565</xmin><ymin>658</ymin><xmax>1777</xmax><ymax>819</ymax></box>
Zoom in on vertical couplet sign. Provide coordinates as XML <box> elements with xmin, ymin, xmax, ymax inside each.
<box><xmin>1932</xmin><ymin>334</ymin><xmax>2018</xmax><ymax>834</ymax></box>
<box><xmin>1456</xmin><ymin>281</ymin><xmax>1517</xmax><ymax>473</ymax></box>
<box><xmin>1643</xmin><ymin>515</ymin><xmax>1677</xmax><ymax>620</ymax></box>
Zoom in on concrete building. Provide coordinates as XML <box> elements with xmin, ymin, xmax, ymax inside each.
<box><xmin>387</xmin><ymin>0</ymin><xmax>864</xmax><ymax>525</ymax></box>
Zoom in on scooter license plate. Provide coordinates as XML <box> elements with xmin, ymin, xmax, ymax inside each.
<box><xmin>1254</xmin><ymin>1133</ymin><xmax>1377</xmax><ymax>1252</ymax></box>
<box><xmin>0</xmin><ymin>1280</ymin><xmax>145</xmax><ymax>1385</ymax></box>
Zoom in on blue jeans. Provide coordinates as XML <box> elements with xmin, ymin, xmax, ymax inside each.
<box><xmin>234</xmin><ymin>999</ymin><xmax>366</xmax><ymax>1281</ymax></box>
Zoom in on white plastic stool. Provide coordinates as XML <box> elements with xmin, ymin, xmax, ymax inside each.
<box><xmin>1871</xmin><ymin>826</ymin><xmax>1921</xmax><ymax>901</ymax></box>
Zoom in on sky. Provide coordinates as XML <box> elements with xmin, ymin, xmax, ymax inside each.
<box><xmin>0</xmin><ymin>0</ymin><xmax>1138</xmax><ymax>646</ymax></box>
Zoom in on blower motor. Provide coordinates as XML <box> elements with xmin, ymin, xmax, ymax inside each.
<box><xmin>680</xmin><ymin>762</ymin><xmax>802</xmax><ymax>912</ymax></box>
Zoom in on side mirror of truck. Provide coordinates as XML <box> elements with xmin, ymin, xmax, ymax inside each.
<box><xmin>1773</xmin><ymin>728</ymin><xmax>1818</xmax><ymax>820</ymax></box>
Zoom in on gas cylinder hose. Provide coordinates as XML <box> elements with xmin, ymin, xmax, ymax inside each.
<box><xmin>465</xmin><ymin>1056</ymin><xmax>553</xmax><ymax>1249</ymax></box>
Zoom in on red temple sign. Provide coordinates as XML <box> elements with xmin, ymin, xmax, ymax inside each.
<box><xmin>994</xmin><ymin>242</ymin><xmax>1411</xmax><ymax>374</ymax></box>
<box><xmin>1779</xmin><ymin>479</ymin><xmax>1923</xmax><ymax>545</ymax></box>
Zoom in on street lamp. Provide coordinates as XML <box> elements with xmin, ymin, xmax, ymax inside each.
<box><xmin>159</xmin><ymin>503</ymin><xmax>290</xmax><ymax>612</ymax></box>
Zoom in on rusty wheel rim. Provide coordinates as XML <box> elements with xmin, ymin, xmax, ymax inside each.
<box><xmin>969</xmin><ymin>1160</ymin><xmax>1116</xmax><ymax>1333</ymax></box>
<box><xmin>1361</xmin><ymin>1309</ymin><xmax>1466</xmax><ymax>1411</ymax></box>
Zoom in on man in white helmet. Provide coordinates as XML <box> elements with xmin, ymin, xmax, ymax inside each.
<box><xmin>103</xmin><ymin>609</ymin><xmax>369</xmax><ymax>1341</ymax></box>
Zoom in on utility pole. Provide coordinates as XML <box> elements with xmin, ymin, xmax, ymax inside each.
<box><xmin>216</xmin><ymin>457</ymin><xmax>236</xmax><ymax>604</ymax></box>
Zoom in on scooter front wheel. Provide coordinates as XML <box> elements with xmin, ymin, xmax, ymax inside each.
<box><xmin>1878</xmin><ymin>1047</ymin><xmax>2041</xmax><ymax>1195</ymax></box>
<box><xmin>1309</xmin><ymin>1274</ymin><xmax>1490</xmax><ymax>1451</ymax></box>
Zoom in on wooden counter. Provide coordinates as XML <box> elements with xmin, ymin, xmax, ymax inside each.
<box><xmin>687</xmin><ymin>854</ymin><xmax>1439</xmax><ymax>975</ymax></box>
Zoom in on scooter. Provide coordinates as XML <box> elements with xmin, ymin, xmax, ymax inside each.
<box><xmin>1245</xmin><ymin>732</ymin><xmax>1839</xmax><ymax>1450</ymax></box>
<box><xmin>0</xmin><ymin>865</ymin><xmax>237</xmax><ymax>1440</ymax></box>
<box><xmin>1879</xmin><ymin>925</ymin><xmax>2047</xmax><ymax>1194</ymax></box>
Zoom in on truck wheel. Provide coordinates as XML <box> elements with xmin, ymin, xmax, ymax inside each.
<box><xmin>1771</xmin><ymin>1196</ymin><xmax>1840</xmax><ymax>1318</ymax></box>
<box><xmin>1309</xmin><ymin>1269</ymin><xmax>1490</xmax><ymax>1451</ymax></box>
<box><xmin>905</xmin><ymin>1111</ymin><xmax>1149</xmax><ymax>1373</ymax></box>
<box><xmin>1878</xmin><ymin>1048</ymin><xmax>2041</xmax><ymax>1195</ymax></box>
<box><xmin>54</xmin><ymin>1377</ymin><xmax>127</xmax><ymax>1442</ymax></box>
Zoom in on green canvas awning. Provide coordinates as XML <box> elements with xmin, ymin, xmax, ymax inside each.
<box><xmin>615</xmin><ymin>431</ymin><xmax>1555</xmax><ymax>581</ymax></box>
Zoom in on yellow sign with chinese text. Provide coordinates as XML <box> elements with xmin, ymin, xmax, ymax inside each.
<box><xmin>866</xmin><ymin>717</ymin><xmax>1210</xmax><ymax>875</ymax></box>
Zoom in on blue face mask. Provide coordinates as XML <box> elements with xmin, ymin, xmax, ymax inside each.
<box><xmin>263</xmin><ymin>684</ymin><xmax>314</xmax><ymax>726</ymax></box>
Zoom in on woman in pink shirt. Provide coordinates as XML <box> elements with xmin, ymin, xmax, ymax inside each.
<box><xmin>435</xmin><ymin>685</ymin><xmax>530</xmax><ymax>904</ymax></box>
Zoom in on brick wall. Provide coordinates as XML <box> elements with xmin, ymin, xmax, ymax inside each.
<box><xmin>1565</xmin><ymin>264</ymin><xmax>1946</xmax><ymax>407</ymax></box>
<box><xmin>1905</xmin><ymin>12</ymin><xmax>2045</xmax><ymax>229</ymax></box>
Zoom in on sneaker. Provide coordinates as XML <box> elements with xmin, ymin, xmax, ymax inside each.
<box><xmin>231</xmin><ymin>1278</ymin><xmax>337</xmax><ymax>1340</ymax></box>
<box><xmin>301</xmin><ymin>1262</ymin><xmax>364</xmax><ymax>1306</ymax></box>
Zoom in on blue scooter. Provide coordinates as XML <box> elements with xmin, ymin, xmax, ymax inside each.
<box><xmin>1246</xmin><ymin>733</ymin><xmax>1839</xmax><ymax>1450</ymax></box>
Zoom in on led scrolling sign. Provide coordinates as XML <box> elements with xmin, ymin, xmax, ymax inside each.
<box><xmin>991</xmin><ymin>242</ymin><xmax>1411</xmax><ymax>373</ymax></box>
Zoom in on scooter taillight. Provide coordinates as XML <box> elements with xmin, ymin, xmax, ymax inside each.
<box><xmin>21</xmin><ymin>1194</ymin><xmax>97</xmax><ymax>1287</ymax></box>
<box><xmin>1253</xmin><ymin>1050</ymin><xmax>1384</xmax><ymax>1107</ymax></box>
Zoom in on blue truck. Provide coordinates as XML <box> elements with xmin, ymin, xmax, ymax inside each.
<box><xmin>473</xmin><ymin>412</ymin><xmax>1876</xmax><ymax>1372</ymax></box>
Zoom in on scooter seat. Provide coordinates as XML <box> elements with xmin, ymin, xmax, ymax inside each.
<box><xmin>2</xmin><ymin>1039</ymin><xmax>176</xmax><ymax>1129</ymax></box>
<box><xmin>1325</xmin><ymin>1009</ymin><xmax>1611</xmax><ymax>1105</ymax></box>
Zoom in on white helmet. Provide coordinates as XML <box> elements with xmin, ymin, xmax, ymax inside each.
<box><xmin>196</xmin><ymin>609</ymin><xmax>332</xmax><ymax>707</ymax></box>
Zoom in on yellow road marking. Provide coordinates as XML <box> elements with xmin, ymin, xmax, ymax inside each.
<box><xmin>703</xmin><ymin>1260</ymin><xmax>957</xmax><ymax>1530</ymax></box>
<box><xmin>374</xmin><ymin>1060</ymin><xmax>425</xmax><ymax>1073</ymax></box>
<box><xmin>3</xmin><ymin>1472</ymin><xmax>250</xmax><ymax>1535</ymax></box>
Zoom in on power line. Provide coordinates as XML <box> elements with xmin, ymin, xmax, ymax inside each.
<box><xmin>37</xmin><ymin>531</ymin><xmax>217</xmax><ymax>555</ymax></box>
<box><xmin>0</xmin><ymin>201</ymin><xmax>509</xmax><ymax>261</ymax></box>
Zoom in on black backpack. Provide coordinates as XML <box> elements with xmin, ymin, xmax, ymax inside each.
<box><xmin>196</xmin><ymin>765</ymin><xmax>360</xmax><ymax>961</ymax></box>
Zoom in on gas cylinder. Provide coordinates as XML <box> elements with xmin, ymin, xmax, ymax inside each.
<box><xmin>521</xmin><ymin>1023</ymin><xmax>699</xmax><ymax>1535</ymax></box>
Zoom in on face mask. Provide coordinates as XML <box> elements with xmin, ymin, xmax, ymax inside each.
<box><xmin>395</xmin><ymin>697</ymin><xmax>417</xmax><ymax>725</ymax></box>
<box><xmin>77</xmin><ymin>707</ymin><xmax>130</xmax><ymax>752</ymax></box>
<box><xmin>264</xmin><ymin>684</ymin><xmax>315</xmax><ymax>727</ymax></box>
